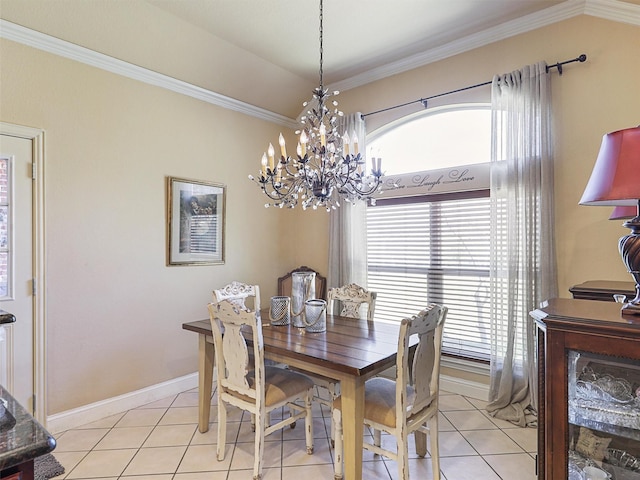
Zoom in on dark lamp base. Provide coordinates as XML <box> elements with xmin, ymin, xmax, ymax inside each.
<box><xmin>621</xmin><ymin>301</ymin><xmax>640</xmax><ymax>315</ymax></box>
<box><xmin>619</xmin><ymin>217</ymin><xmax>640</xmax><ymax>316</ymax></box>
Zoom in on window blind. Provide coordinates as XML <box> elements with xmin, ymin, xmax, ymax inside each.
<box><xmin>367</xmin><ymin>193</ymin><xmax>492</xmax><ymax>361</ymax></box>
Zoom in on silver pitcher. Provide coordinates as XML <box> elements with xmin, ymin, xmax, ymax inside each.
<box><xmin>291</xmin><ymin>271</ymin><xmax>316</xmax><ymax>327</ymax></box>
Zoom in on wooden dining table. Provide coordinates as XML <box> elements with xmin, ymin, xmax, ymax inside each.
<box><xmin>182</xmin><ymin>309</ymin><xmax>411</xmax><ymax>480</ymax></box>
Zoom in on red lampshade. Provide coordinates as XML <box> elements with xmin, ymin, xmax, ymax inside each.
<box><xmin>580</xmin><ymin>126</ymin><xmax>640</xmax><ymax>206</ymax></box>
<box><xmin>610</xmin><ymin>205</ymin><xmax>639</xmax><ymax>220</ymax></box>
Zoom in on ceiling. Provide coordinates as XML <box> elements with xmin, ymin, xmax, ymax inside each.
<box><xmin>1</xmin><ymin>0</ymin><xmax>638</xmax><ymax>118</ymax></box>
<box><xmin>145</xmin><ymin>0</ymin><xmax>568</xmax><ymax>86</ymax></box>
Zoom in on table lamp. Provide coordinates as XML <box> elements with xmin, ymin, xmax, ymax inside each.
<box><xmin>580</xmin><ymin>126</ymin><xmax>640</xmax><ymax>315</ymax></box>
<box><xmin>609</xmin><ymin>205</ymin><xmax>638</xmax><ymax>220</ymax></box>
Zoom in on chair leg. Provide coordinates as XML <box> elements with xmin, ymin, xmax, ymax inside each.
<box><xmin>253</xmin><ymin>408</ymin><xmax>266</xmax><ymax>480</ymax></box>
<box><xmin>305</xmin><ymin>389</ymin><xmax>314</xmax><ymax>454</ymax></box>
<box><xmin>289</xmin><ymin>406</ymin><xmax>296</xmax><ymax>428</ymax></box>
<box><xmin>429</xmin><ymin>415</ymin><xmax>441</xmax><ymax>480</ymax></box>
<box><xmin>217</xmin><ymin>401</ymin><xmax>227</xmax><ymax>461</ymax></box>
<box><xmin>332</xmin><ymin>407</ymin><xmax>343</xmax><ymax>480</ymax></box>
<box><xmin>398</xmin><ymin>428</ymin><xmax>410</xmax><ymax>480</ymax></box>
<box><xmin>327</xmin><ymin>383</ymin><xmax>336</xmax><ymax>446</ymax></box>
<box><xmin>414</xmin><ymin>427</ymin><xmax>427</xmax><ymax>457</ymax></box>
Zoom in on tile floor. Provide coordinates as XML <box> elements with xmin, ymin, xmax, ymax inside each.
<box><xmin>50</xmin><ymin>387</ymin><xmax>538</xmax><ymax>479</ymax></box>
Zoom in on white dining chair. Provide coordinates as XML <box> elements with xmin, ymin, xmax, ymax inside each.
<box><xmin>213</xmin><ymin>280</ymin><xmax>257</xmax><ymax>310</ymax></box>
<box><xmin>312</xmin><ymin>283</ymin><xmax>377</xmax><ymax>445</ymax></box>
<box><xmin>326</xmin><ymin>283</ymin><xmax>377</xmax><ymax>321</ymax></box>
<box><xmin>208</xmin><ymin>292</ymin><xmax>315</xmax><ymax>480</ymax></box>
<box><xmin>333</xmin><ymin>303</ymin><xmax>448</xmax><ymax>480</ymax></box>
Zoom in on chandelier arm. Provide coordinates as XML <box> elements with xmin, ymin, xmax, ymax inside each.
<box><xmin>260</xmin><ymin>185</ymin><xmax>291</xmax><ymax>202</ymax></box>
<box><xmin>299</xmin><ymin>164</ymin><xmax>315</xmax><ymax>195</ymax></box>
<box><xmin>258</xmin><ymin>175</ymin><xmax>303</xmax><ymax>202</ymax></box>
<box><xmin>269</xmin><ymin>178</ymin><xmax>289</xmax><ymax>196</ymax></box>
<box><xmin>282</xmin><ymin>158</ymin><xmax>301</xmax><ymax>177</ymax></box>
<box><xmin>332</xmin><ymin>156</ymin><xmax>361</xmax><ymax>189</ymax></box>
<box><xmin>343</xmin><ymin>177</ymin><xmax>383</xmax><ymax>197</ymax></box>
<box><xmin>331</xmin><ymin>170</ymin><xmax>350</xmax><ymax>190</ymax></box>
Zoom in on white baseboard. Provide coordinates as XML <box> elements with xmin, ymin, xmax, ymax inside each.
<box><xmin>45</xmin><ymin>370</ymin><xmax>488</xmax><ymax>434</ymax></box>
<box><xmin>440</xmin><ymin>374</ymin><xmax>489</xmax><ymax>401</ymax></box>
<box><xmin>46</xmin><ymin>373</ymin><xmax>198</xmax><ymax>434</ymax></box>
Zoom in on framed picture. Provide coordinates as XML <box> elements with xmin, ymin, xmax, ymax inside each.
<box><xmin>167</xmin><ymin>176</ymin><xmax>225</xmax><ymax>266</ymax></box>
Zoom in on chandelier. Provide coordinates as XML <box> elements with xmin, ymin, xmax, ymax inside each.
<box><xmin>249</xmin><ymin>0</ymin><xmax>383</xmax><ymax>211</ymax></box>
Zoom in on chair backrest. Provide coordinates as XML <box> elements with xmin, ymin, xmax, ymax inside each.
<box><xmin>208</xmin><ymin>289</ymin><xmax>265</xmax><ymax>405</ymax></box>
<box><xmin>213</xmin><ymin>281</ymin><xmax>259</xmax><ymax>311</ymax></box>
<box><xmin>277</xmin><ymin>266</ymin><xmax>327</xmax><ymax>300</ymax></box>
<box><xmin>396</xmin><ymin>304</ymin><xmax>447</xmax><ymax>423</ymax></box>
<box><xmin>326</xmin><ymin>283</ymin><xmax>377</xmax><ymax>321</ymax></box>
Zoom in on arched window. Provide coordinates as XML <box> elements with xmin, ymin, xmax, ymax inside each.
<box><xmin>368</xmin><ymin>104</ymin><xmax>490</xmax><ymax>174</ymax></box>
<box><xmin>366</xmin><ymin>104</ymin><xmax>492</xmax><ymax>362</ymax></box>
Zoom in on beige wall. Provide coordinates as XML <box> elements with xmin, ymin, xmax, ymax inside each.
<box><xmin>1</xmin><ymin>13</ymin><xmax>638</xmax><ymax>414</ymax></box>
<box><xmin>335</xmin><ymin>15</ymin><xmax>640</xmax><ymax>298</ymax></box>
<box><xmin>0</xmin><ymin>39</ymin><xmax>296</xmax><ymax>414</ymax></box>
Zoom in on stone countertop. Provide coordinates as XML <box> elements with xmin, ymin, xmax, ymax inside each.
<box><xmin>0</xmin><ymin>385</ymin><xmax>56</xmax><ymax>470</ymax></box>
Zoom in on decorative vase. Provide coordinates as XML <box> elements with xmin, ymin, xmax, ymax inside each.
<box><xmin>291</xmin><ymin>271</ymin><xmax>316</xmax><ymax>327</ymax></box>
<box><xmin>269</xmin><ymin>296</ymin><xmax>290</xmax><ymax>326</ymax></box>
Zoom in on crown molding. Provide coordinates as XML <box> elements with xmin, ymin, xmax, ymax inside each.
<box><xmin>332</xmin><ymin>0</ymin><xmax>638</xmax><ymax>92</ymax></box>
<box><xmin>584</xmin><ymin>0</ymin><xmax>640</xmax><ymax>24</ymax></box>
<box><xmin>332</xmin><ymin>0</ymin><xmax>585</xmax><ymax>92</ymax></box>
<box><xmin>0</xmin><ymin>19</ymin><xmax>299</xmax><ymax>130</ymax></box>
<box><xmin>2</xmin><ymin>0</ymin><xmax>637</xmax><ymax>118</ymax></box>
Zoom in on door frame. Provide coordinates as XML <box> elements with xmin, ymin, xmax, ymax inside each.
<box><xmin>0</xmin><ymin>122</ymin><xmax>46</xmax><ymax>423</ymax></box>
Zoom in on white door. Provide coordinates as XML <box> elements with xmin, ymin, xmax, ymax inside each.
<box><xmin>0</xmin><ymin>134</ymin><xmax>34</xmax><ymax>412</ymax></box>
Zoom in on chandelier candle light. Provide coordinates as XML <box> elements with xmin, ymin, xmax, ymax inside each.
<box><xmin>248</xmin><ymin>0</ymin><xmax>383</xmax><ymax>211</ymax></box>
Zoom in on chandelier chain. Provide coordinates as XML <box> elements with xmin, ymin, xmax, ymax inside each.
<box><xmin>318</xmin><ymin>0</ymin><xmax>324</xmax><ymax>90</ymax></box>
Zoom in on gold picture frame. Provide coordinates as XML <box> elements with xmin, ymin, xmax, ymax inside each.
<box><xmin>166</xmin><ymin>176</ymin><xmax>225</xmax><ymax>266</ymax></box>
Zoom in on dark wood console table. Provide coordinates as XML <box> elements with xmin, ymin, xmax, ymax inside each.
<box><xmin>531</xmin><ymin>298</ymin><xmax>640</xmax><ymax>480</ymax></box>
<box><xmin>569</xmin><ymin>280</ymin><xmax>636</xmax><ymax>302</ymax></box>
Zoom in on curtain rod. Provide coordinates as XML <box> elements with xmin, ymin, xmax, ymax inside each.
<box><xmin>361</xmin><ymin>54</ymin><xmax>587</xmax><ymax>119</ymax></box>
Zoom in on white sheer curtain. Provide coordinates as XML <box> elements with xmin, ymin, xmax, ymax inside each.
<box><xmin>487</xmin><ymin>62</ymin><xmax>558</xmax><ymax>427</ymax></box>
<box><xmin>327</xmin><ymin>113</ymin><xmax>368</xmax><ymax>289</ymax></box>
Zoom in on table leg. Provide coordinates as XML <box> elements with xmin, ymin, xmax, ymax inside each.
<box><xmin>339</xmin><ymin>376</ymin><xmax>365</xmax><ymax>480</ymax></box>
<box><xmin>198</xmin><ymin>333</ymin><xmax>214</xmax><ymax>433</ymax></box>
